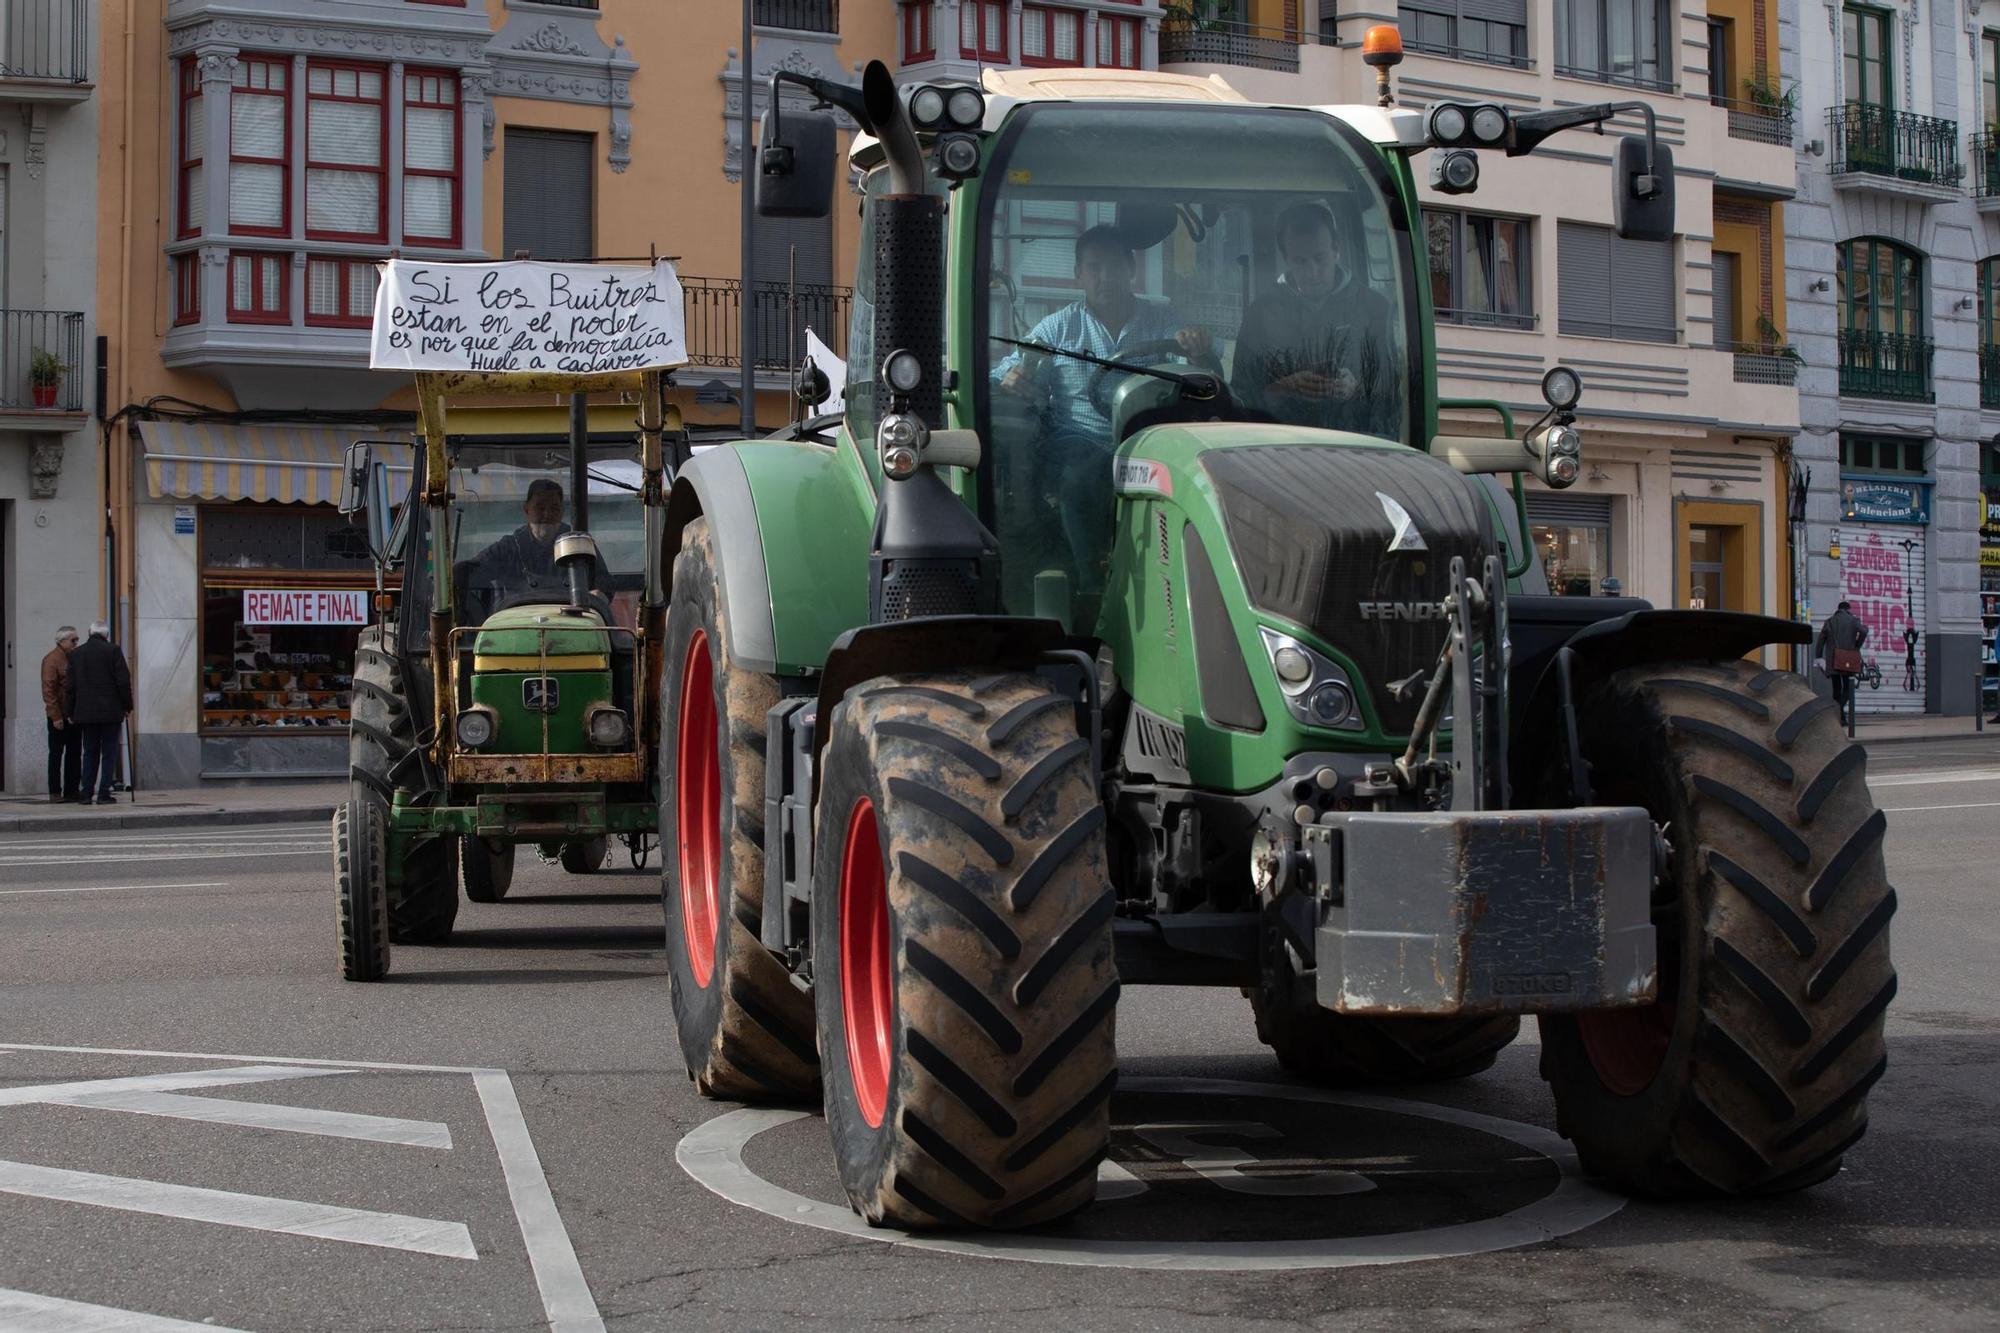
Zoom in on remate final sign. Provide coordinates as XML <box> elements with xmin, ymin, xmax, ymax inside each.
<box><xmin>243</xmin><ymin>589</ymin><xmax>370</xmax><ymax>626</ymax></box>
<box><xmin>369</xmin><ymin>259</ymin><xmax>688</xmax><ymax>375</ymax></box>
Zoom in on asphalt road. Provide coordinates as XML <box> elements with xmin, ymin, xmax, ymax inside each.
<box><xmin>0</xmin><ymin>742</ymin><xmax>1995</xmax><ymax>1332</ymax></box>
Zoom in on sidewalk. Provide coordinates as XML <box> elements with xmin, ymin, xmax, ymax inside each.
<box><xmin>0</xmin><ymin>781</ymin><xmax>345</xmax><ymax>835</ymax></box>
<box><xmin>1851</xmin><ymin>713</ymin><xmax>1999</xmax><ymax>745</ymax></box>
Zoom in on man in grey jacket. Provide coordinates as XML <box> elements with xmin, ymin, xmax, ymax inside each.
<box><xmin>1815</xmin><ymin>601</ymin><xmax>1869</xmax><ymax>726</ymax></box>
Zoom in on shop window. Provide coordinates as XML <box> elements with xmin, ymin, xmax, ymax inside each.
<box><xmin>403</xmin><ymin>68</ymin><xmax>460</xmax><ymax>247</ymax></box>
<box><xmin>1840</xmin><ymin>434</ymin><xmax>1926</xmax><ymax>475</ymax></box>
<box><xmin>1021</xmin><ymin>5</ymin><xmax>1081</xmax><ymax>66</ymax></box>
<box><xmin>306</xmin><ymin>255</ymin><xmax>380</xmax><ymax>327</ymax></box>
<box><xmin>228</xmin><ymin>251</ymin><xmax>288</xmax><ymax>324</ymax></box>
<box><xmin>1426</xmin><ymin>208</ymin><xmax>1533</xmax><ymax>329</ymax></box>
<box><xmin>173</xmin><ymin>253</ymin><xmax>201</xmax><ymax>326</ymax></box>
<box><xmin>1098</xmin><ymin>14</ymin><xmax>1141</xmax><ymax>68</ymax></box>
<box><xmin>178</xmin><ymin>59</ymin><xmax>203</xmax><ymax>239</ymax></box>
<box><xmin>961</xmin><ymin>0</ymin><xmax>1007</xmax><ymax>61</ymax></box>
<box><xmin>306</xmin><ymin>61</ymin><xmax>388</xmax><ymax>243</ymax></box>
<box><xmin>230</xmin><ymin>56</ymin><xmax>290</xmax><ymax>236</ymax></box>
<box><xmin>1531</xmin><ymin>523</ymin><xmax>1610</xmax><ymax>595</ymax></box>
<box><xmin>199</xmin><ymin>505</ymin><xmax>381</xmax><ymax>734</ymax></box>
<box><xmin>903</xmin><ymin>0</ymin><xmax>934</xmax><ymax>61</ymax></box>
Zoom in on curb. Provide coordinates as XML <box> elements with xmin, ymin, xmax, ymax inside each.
<box><xmin>0</xmin><ymin>804</ymin><xmax>338</xmax><ymax>837</ymax></box>
<box><xmin>1854</xmin><ymin>729</ymin><xmax>1999</xmax><ymax>748</ymax></box>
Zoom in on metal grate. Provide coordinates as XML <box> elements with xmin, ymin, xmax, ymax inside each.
<box><xmin>1712</xmin><ymin>96</ymin><xmax>1794</xmax><ymax>146</ymax></box>
<box><xmin>0</xmin><ymin>0</ymin><xmax>89</xmax><ymax>83</ymax></box>
<box><xmin>1160</xmin><ymin>20</ymin><xmax>1309</xmax><ymax>72</ymax></box>
<box><xmin>680</xmin><ymin>276</ymin><xmax>851</xmax><ymax>373</ymax></box>
<box><xmin>1721</xmin><ymin>343</ymin><xmax>1801</xmax><ymax>386</ymax></box>
<box><xmin>1829</xmin><ymin>104</ymin><xmax>1963</xmax><ymax>188</ymax></box>
<box><xmin>0</xmin><ymin>309</ymin><xmax>86</xmax><ymax>412</ymax></box>
<box><xmin>1972</xmin><ymin>132</ymin><xmax>2000</xmax><ymax>199</ymax></box>
<box><xmin>754</xmin><ymin>0</ymin><xmax>838</xmax><ymax>33</ymax></box>
<box><xmin>1838</xmin><ymin>328</ymin><xmax>1934</xmax><ymax>402</ymax></box>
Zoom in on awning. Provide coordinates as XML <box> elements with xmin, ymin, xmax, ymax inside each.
<box><xmin>138</xmin><ymin>421</ymin><xmax>410</xmax><ymax>505</ymax></box>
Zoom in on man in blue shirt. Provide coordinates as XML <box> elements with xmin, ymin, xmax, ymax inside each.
<box><xmin>993</xmin><ymin>225</ymin><xmax>1210</xmax><ymax>586</ymax></box>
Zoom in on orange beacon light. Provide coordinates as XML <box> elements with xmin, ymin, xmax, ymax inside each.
<box><xmin>1362</xmin><ymin>24</ymin><xmax>1404</xmax><ymax>105</ymax></box>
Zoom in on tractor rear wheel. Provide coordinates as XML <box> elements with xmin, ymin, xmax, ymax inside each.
<box><xmin>814</xmin><ymin>672</ymin><xmax>1117</xmax><ymax>1230</ymax></box>
<box><xmin>559</xmin><ymin>837</ymin><xmax>608</xmax><ymax>875</ymax></box>
<box><xmin>334</xmin><ymin>798</ymin><xmax>389</xmax><ymax>982</ymax></box>
<box><xmin>463</xmin><ymin>838</ymin><xmax>515</xmax><ymax>902</ymax></box>
<box><xmin>1250</xmin><ymin>965</ymin><xmax>1519</xmax><ymax>1085</ymax></box>
<box><xmin>661</xmin><ymin>517</ymin><xmax>818</xmax><ymax>1100</ymax></box>
<box><xmin>1540</xmin><ymin>659</ymin><xmax>1895</xmax><ymax>1196</ymax></box>
<box><xmin>351</xmin><ymin>628</ymin><xmax>458</xmax><ymax>944</ymax></box>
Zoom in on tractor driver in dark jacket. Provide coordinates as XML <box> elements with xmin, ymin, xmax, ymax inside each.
<box><xmin>461</xmin><ymin>479</ymin><xmax>613</xmax><ymax>620</ymax></box>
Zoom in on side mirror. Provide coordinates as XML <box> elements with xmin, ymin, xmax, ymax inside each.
<box><xmin>1612</xmin><ymin>134</ymin><xmax>1675</xmax><ymax>243</ymax></box>
<box><xmin>337</xmin><ymin>440</ymin><xmax>372</xmax><ymax>515</ymax></box>
<box><xmin>756</xmin><ymin>107</ymin><xmax>837</xmax><ymax>219</ymax></box>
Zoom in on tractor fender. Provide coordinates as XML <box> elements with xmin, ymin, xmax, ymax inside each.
<box><xmin>664</xmin><ymin>442</ymin><xmax>874</xmax><ymax>675</ymax></box>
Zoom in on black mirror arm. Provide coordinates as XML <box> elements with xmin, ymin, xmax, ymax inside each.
<box><xmin>761</xmin><ymin>69</ymin><xmax>869</xmax><ymax>181</ymax></box>
<box><xmin>1508</xmin><ymin>100</ymin><xmax>1661</xmax><ymax>194</ymax></box>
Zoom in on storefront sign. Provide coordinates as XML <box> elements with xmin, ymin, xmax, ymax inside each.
<box><xmin>1840</xmin><ymin>476</ymin><xmax>1931</xmax><ymax>525</ymax></box>
<box><xmin>369</xmin><ymin>259</ymin><xmax>687</xmax><ymax>375</ymax></box>
<box><xmin>242</xmin><ymin>589</ymin><xmax>370</xmax><ymax>626</ymax></box>
<box><xmin>173</xmin><ymin>505</ymin><xmax>195</xmax><ymax>536</ymax></box>
<box><xmin>1983</xmin><ymin>546</ymin><xmax>2000</xmax><ymax>568</ymax></box>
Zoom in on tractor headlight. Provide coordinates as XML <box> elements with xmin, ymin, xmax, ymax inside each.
<box><xmin>910</xmin><ymin>86</ymin><xmax>947</xmax><ymax>128</ymax></box>
<box><xmin>1259</xmin><ymin>629</ymin><xmax>1364</xmax><ymax>731</ymax></box>
<box><xmin>456</xmin><ymin>708</ymin><xmax>496</xmax><ymax>750</ymax></box>
<box><xmin>1272</xmin><ymin>645</ymin><xmax>1313</xmax><ymax>689</ymax></box>
<box><xmin>882</xmin><ymin>348</ymin><xmax>924</xmax><ymax>395</ymax></box>
<box><xmin>946</xmin><ymin>87</ymin><xmax>984</xmax><ymax>128</ymax></box>
<box><xmin>1308</xmin><ymin>681</ymin><xmax>1355</xmax><ymax>727</ymax></box>
<box><xmin>586</xmin><ymin>706</ymin><xmax>631</xmax><ymax>750</ymax></box>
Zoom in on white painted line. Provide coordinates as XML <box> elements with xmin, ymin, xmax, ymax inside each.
<box><xmin>0</xmin><ymin>883</ymin><xmax>228</xmax><ymax>898</ymax></box>
<box><xmin>0</xmin><ymin>1286</ymin><xmax>252</xmax><ymax>1332</ymax></box>
<box><xmin>50</xmin><ymin>1090</ymin><xmax>453</xmax><ymax>1150</ymax></box>
<box><xmin>676</xmin><ymin>1075</ymin><xmax>1627</xmax><ymax>1271</ymax></box>
<box><xmin>474</xmin><ymin>1071</ymin><xmax>606</xmax><ymax>1333</ymax></box>
<box><xmin>0</xmin><ymin>1159</ymin><xmax>477</xmax><ymax>1259</ymax></box>
<box><xmin>0</xmin><ymin>850</ymin><xmax>325</xmax><ymax>868</ymax></box>
<box><xmin>0</xmin><ymin>1042</ymin><xmax>486</xmax><ymax>1076</ymax></box>
<box><xmin>0</xmin><ymin>1064</ymin><xmax>348</xmax><ymax>1108</ymax></box>
<box><xmin>1869</xmin><ymin>768</ymin><xmax>2000</xmax><ymax>788</ymax></box>
<box><xmin>1881</xmin><ymin>801</ymin><xmax>2000</xmax><ymax>813</ymax></box>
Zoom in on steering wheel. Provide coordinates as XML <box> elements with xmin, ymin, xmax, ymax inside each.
<box><xmin>1087</xmin><ymin>338</ymin><xmax>1224</xmax><ymax>422</ymax></box>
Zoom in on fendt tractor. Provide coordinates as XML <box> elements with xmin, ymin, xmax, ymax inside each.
<box><xmin>333</xmin><ymin>379</ymin><xmax>675</xmax><ymax>979</ymax></box>
<box><xmin>649</xmin><ymin>39</ymin><xmax>1897</xmax><ymax>1232</ymax></box>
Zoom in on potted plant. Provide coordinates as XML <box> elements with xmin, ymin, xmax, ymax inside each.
<box><xmin>28</xmin><ymin>348</ymin><xmax>65</xmax><ymax>409</ymax></box>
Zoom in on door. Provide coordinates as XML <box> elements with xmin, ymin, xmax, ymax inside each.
<box><xmin>1843</xmin><ymin>6</ymin><xmax>1893</xmax><ymax>169</ymax></box>
<box><xmin>1838</xmin><ymin>525</ymin><xmax>1928</xmax><ymax>712</ymax></box>
<box><xmin>1712</xmin><ymin>251</ymin><xmax>1739</xmax><ymax>348</ymax></box>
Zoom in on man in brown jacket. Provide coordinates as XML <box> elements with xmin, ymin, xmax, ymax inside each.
<box><xmin>40</xmin><ymin>626</ymin><xmax>80</xmax><ymax>802</ymax></box>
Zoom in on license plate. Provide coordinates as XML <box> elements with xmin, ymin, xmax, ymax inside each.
<box><xmin>523</xmin><ymin>677</ymin><xmax>560</xmax><ymax>712</ymax></box>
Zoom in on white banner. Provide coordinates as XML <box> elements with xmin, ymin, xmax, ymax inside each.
<box><xmin>243</xmin><ymin>589</ymin><xmax>371</xmax><ymax>626</ymax></box>
<box><xmin>369</xmin><ymin>259</ymin><xmax>687</xmax><ymax>375</ymax></box>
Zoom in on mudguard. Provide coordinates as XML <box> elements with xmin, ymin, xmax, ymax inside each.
<box><xmin>664</xmin><ymin>439</ymin><xmax>875</xmax><ymax>675</ymax></box>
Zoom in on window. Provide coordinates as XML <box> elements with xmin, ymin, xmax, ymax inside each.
<box><xmin>1838</xmin><ymin>238</ymin><xmax>1923</xmax><ymax>339</ymax></box>
<box><xmin>178</xmin><ymin>59</ymin><xmax>203</xmax><ymax>239</ymax></box>
<box><xmin>1840</xmin><ymin>435</ymin><xmax>1926</xmax><ymax>475</ymax></box>
<box><xmin>1984</xmin><ymin>30</ymin><xmax>2000</xmax><ymax>129</ymax></box>
<box><xmin>1844</xmin><ymin>6</ymin><xmax>1891</xmax><ymax>110</ymax></box>
<box><xmin>228</xmin><ymin>251</ymin><xmax>288</xmax><ymax>324</ymax></box>
<box><xmin>503</xmin><ymin>128</ymin><xmax>594</xmax><ymax>261</ymax></box>
<box><xmin>229</xmin><ymin>57</ymin><xmax>289</xmax><ymax>235</ymax></box>
<box><xmin>1556</xmin><ymin>221</ymin><xmax>1675</xmax><ymax>342</ymax></box>
<box><xmin>1555</xmin><ymin>0</ymin><xmax>1675</xmax><ymax>89</ymax></box>
<box><xmin>306</xmin><ymin>255</ymin><xmax>380</xmax><ymax>327</ymax></box>
<box><xmin>173</xmin><ymin>253</ymin><xmax>201</xmax><ymax>326</ymax></box>
<box><xmin>1425</xmin><ymin>209</ymin><xmax>1532</xmax><ymax>328</ymax></box>
<box><xmin>1098</xmin><ymin>14</ymin><xmax>1141</xmax><ymax>67</ymax></box>
<box><xmin>306</xmin><ymin>62</ymin><xmax>387</xmax><ymax>242</ymax></box>
<box><xmin>403</xmin><ymin>69</ymin><xmax>459</xmax><ymax>246</ymax></box>
<box><xmin>1705</xmin><ymin>18</ymin><xmax>1730</xmax><ymax>100</ymax></box>
<box><xmin>961</xmin><ymin>0</ymin><xmax>1007</xmax><ymax>61</ymax></box>
<box><xmin>1021</xmin><ymin>5</ymin><xmax>1081</xmax><ymax>65</ymax></box>
<box><xmin>1399</xmin><ymin>0</ymin><xmax>1530</xmax><ymax>68</ymax></box>
<box><xmin>903</xmin><ymin>0</ymin><xmax>934</xmax><ymax>61</ymax></box>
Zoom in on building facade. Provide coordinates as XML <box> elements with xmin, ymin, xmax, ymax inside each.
<box><xmin>0</xmin><ymin>0</ymin><xmax>98</xmax><ymax>793</ymax></box>
<box><xmin>98</xmin><ymin>0</ymin><xmax>892</xmax><ymax>789</ymax></box>
<box><xmin>1788</xmin><ymin>0</ymin><xmax>1995</xmax><ymax>714</ymax></box>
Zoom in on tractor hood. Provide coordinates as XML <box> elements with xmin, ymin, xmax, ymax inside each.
<box><xmin>472</xmin><ymin>605</ymin><xmax>609</xmax><ymax>666</ymax></box>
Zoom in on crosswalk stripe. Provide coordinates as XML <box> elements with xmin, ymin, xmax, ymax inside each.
<box><xmin>0</xmin><ymin>1286</ymin><xmax>253</xmax><ymax>1332</ymax></box>
<box><xmin>52</xmin><ymin>1090</ymin><xmax>453</xmax><ymax>1149</ymax></box>
<box><xmin>0</xmin><ymin>1160</ymin><xmax>478</xmax><ymax>1260</ymax></box>
<box><xmin>0</xmin><ymin>883</ymin><xmax>230</xmax><ymax>898</ymax></box>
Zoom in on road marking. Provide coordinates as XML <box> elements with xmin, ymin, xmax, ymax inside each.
<box><xmin>0</xmin><ymin>1287</ymin><xmax>253</xmax><ymax>1332</ymax></box>
<box><xmin>0</xmin><ymin>1064</ymin><xmax>348</xmax><ymax>1108</ymax></box>
<box><xmin>1869</xmin><ymin>768</ymin><xmax>2000</xmax><ymax>788</ymax></box>
<box><xmin>677</xmin><ymin>1075</ymin><xmax>1626</xmax><ymax>1271</ymax></box>
<box><xmin>1881</xmin><ymin>801</ymin><xmax>2000</xmax><ymax>813</ymax></box>
<box><xmin>0</xmin><ymin>882</ymin><xmax>228</xmax><ymax>897</ymax></box>
<box><xmin>0</xmin><ymin>850</ymin><xmax>326</xmax><ymax>868</ymax></box>
<box><xmin>0</xmin><ymin>1160</ymin><xmax>477</xmax><ymax>1258</ymax></box>
<box><xmin>475</xmin><ymin>1071</ymin><xmax>605</xmax><ymax>1333</ymax></box>
<box><xmin>50</xmin><ymin>1090</ymin><xmax>452</xmax><ymax>1149</ymax></box>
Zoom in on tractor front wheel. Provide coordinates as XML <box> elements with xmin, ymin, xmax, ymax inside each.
<box><xmin>351</xmin><ymin>628</ymin><xmax>458</xmax><ymax>944</ymax></box>
<box><xmin>1540</xmin><ymin>660</ymin><xmax>1895</xmax><ymax>1196</ymax></box>
<box><xmin>334</xmin><ymin>798</ymin><xmax>390</xmax><ymax>982</ymax></box>
<box><xmin>814</xmin><ymin>672</ymin><xmax>1117</xmax><ymax>1230</ymax></box>
<box><xmin>463</xmin><ymin>838</ymin><xmax>515</xmax><ymax>902</ymax></box>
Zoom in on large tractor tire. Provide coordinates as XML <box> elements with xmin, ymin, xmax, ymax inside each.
<box><xmin>814</xmin><ymin>672</ymin><xmax>1118</xmax><ymax>1230</ymax></box>
<box><xmin>463</xmin><ymin>838</ymin><xmax>515</xmax><ymax>903</ymax></box>
<box><xmin>1250</xmin><ymin>964</ymin><xmax>1520</xmax><ymax>1085</ymax></box>
<box><xmin>1540</xmin><ymin>659</ymin><xmax>1895</xmax><ymax>1197</ymax></box>
<box><xmin>351</xmin><ymin>629</ymin><xmax>458</xmax><ymax>944</ymax></box>
<box><xmin>661</xmin><ymin>517</ymin><xmax>818</xmax><ymax>1100</ymax></box>
<box><xmin>334</xmin><ymin>799</ymin><xmax>390</xmax><ymax>982</ymax></box>
<box><xmin>559</xmin><ymin>837</ymin><xmax>608</xmax><ymax>875</ymax></box>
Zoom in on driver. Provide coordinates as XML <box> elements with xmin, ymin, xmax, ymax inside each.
<box><xmin>464</xmin><ymin>479</ymin><xmax>613</xmax><ymax>608</ymax></box>
<box><xmin>1231</xmin><ymin>201</ymin><xmax>1396</xmax><ymax>431</ymax></box>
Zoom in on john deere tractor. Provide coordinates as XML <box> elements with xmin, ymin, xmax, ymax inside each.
<box><xmin>659</xmin><ymin>50</ymin><xmax>1894</xmax><ymax>1230</ymax></box>
<box><xmin>334</xmin><ymin>374</ymin><xmax>675</xmax><ymax>980</ymax></box>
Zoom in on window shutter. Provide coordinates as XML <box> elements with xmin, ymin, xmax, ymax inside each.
<box><xmin>1712</xmin><ymin>251</ymin><xmax>1738</xmax><ymax>346</ymax></box>
<box><xmin>1610</xmin><ymin>232</ymin><xmax>1676</xmax><ymax>343</ymax></box>
<box><xmin>310</xmin><ymin>101</ymin><xmax>381</xmax><ymax>166</ymax></box>
<box><xmin>307</xmin><ymin>171</ymin><xmax>379</xmax><ymax>235</ymax></box>
<box><xmin>754</xmin><ymin>214</ymin><xmax>835</xmax><ymax>365</ymax></box>
<box><xmin>308</xmin><ymin>258</ymin><xmax>340</xmax><ymax>316</ymax></box>
<box><xmin>229</xmin><ymin>91</ymin><xmax>284</xmax><ymax>230</ymax></box>
<box><xmin>503</xmin><ymin>128</ymin><xmax>595</xmax><ymax>261</ymax></box>
<box><xmin>1557</xmin><ymin>220</ymin><xmax>1612</xmax><ymax>336</ymax></box>
<box><xmin>1525</xmin><ymin>491</ymin><xmax>1613</xmax><ymax>526</ymax></box>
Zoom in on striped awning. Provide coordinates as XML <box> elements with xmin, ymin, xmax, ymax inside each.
<box><xmin>138</xmin><ymin>421</ymin><xmax>412</xmax><ymax>505</ymax></box>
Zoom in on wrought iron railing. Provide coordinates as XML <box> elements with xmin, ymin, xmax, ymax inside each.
<box><xmin>1829</xmin><ymin>103</ymin><xmax>1962</xmax><ymax>188</ymax></box>
<box><xmin>1722</xmin><ymin>342</ymin><xmax>1800</xmax><ymax>386</ymax></box>
<box><xmin>0</xmin><ymin>0</ymin><xmax>90</xmax><ymax>84</ymax></box>
<box><xmin>754</xmin><ymin>0</ymin><xmax>838</xmax><ymax>33</ymax></box>
<box><xmin>1982</xmin><ymin>345</ymin><xmax>2000</xmax><ymax>408</ymax></box>
<box><xmin>0</xmin><ymin>310</ymin><xmax>86</xmax><ymax>412</ymax></box>
<box><xmin>1403</xmin><ymin>29</ymin><xmax>1529</xmax><ymax>69</ymax></box>
<box><xmin>681</xmin><ymin>276</ymin><xmax>851</xmax><ymax>373</ymax></box>
<box><xmin>1971</xmin><ymin>132</ymin><xmax>2000</xmax><ymax>198</ymax></box>
<box><xmin>1838</xmin><ymin>328</ymin><xmax>1934</xmax><ymax>402</ymax></box>
<box><xmin>1160</xmin><ymin>19</ymin><xmax>1308</xmax><ymax>73</ymax></box>
<box><xmin>1712</xmin><ymin>95</ymin><xmax>1794</xmax><ymax>146</ymax></box>
<box><xmin>1552</xmin><ymin>60</ymin><xmax>1675</xmax><ymax>93</ymax></box>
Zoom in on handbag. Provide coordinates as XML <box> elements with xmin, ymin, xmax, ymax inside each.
<box><xmin>1831</xmin><ymin>646</ymin><xmax>1863</xmax><ymax>675</ymax></box>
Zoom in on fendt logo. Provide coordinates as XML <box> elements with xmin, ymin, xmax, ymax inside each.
<box><xmin>1358</xmin><ymin>600</ymin><xmax>1452</xmax><ymax>622</ymax></box>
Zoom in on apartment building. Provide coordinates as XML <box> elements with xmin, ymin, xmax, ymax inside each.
<box><xmin>0</xmin><ymin>0</ymin><xmax>97</xmax><ymax>792</ymax></box>
<box><xmin>1790</xmin><ymin>0</ymin><xmax>1998</xmax><ymax>715</ymax></box>
<box><xmin>97</xmin><ymin>0</ymin><xmax>891</xmax><ymax>788</ymax></box>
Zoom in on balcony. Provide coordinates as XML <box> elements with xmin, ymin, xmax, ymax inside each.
<box><xmin>754</xmin><ymin>0</ymin><xmax>838</xmax><ymax>34</ymax></box>
<box><xmin>1970</xmin><ymin>132</ymin><xmax>2000</xmax><ymax>211</ymax></box>
<box><xmin>1982</xmin><ymin>346</ymin><xmax>2000</xmax><ymax>409</ymax></box>
<box><xmin>1829</xmin><ymin>104</ymin><xmax>1962</xmax><ymax>201</ymax></box>
<box><xmin>0</xmin><ymin>309</ymin><xmax>87</xmax><ymax>430</ymax></box>
<box><xmin>681</xmin><ymin>276</ymin><xmax>851</xmax><ymax>376</ymax></box>
<box><xmin>1838</xmin><ymin>328</ymin><xmax>1934</xmax><ymax>403</ymax></box>
<box><xmin>1724</xmin><ymin>342</ymin><xmax>1801</xmax><ymax>386</ymax></box>
<box><xmin>0</xmin><ymin>0</ymin><xmax>92</xmax><ymax>100</ymax></box>
<box><xmin>1160</xmin><ymin>19</ymin><xmax>1305</xmax><ymax>73</ymax></box>
<box><xmin>1712</xmin><ymin>95</ymin><xmax>1793</xmax><ymax>146</ymax></box>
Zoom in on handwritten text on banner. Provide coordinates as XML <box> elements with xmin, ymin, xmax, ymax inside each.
<box><xmin>369</xmin><ymin>260</ymin><xmax>687</xmax><ymax>375</ymax></box>
<box><xmin>243</xmin><ymin>590</ymin><xmax>370</xmax><ymax>626</ymax></box>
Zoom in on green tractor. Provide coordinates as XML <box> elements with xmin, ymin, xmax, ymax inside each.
<box><xmin>659</xmin><ymin>54</ymin><xmax>1895</xmax><ymax>1229</ymax></box>
<box><xmin>334</xmin><ymin>373</ymin><xmax>674</xmax><ymax>980</ymax></box>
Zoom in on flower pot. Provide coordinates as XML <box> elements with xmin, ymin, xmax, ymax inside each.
<box><xmin>30</xmin><ymin>384</ymin><xmax>56</xmax><ymax>408</ymax></box>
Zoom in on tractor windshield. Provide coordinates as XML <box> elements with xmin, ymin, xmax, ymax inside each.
<box><xmin>977</xmin><ymin>102</ymin><xmax>1416</xmax><ymax>616</ymax></box>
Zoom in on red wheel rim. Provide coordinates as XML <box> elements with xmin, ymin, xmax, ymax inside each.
<box><xmin>1577</xmin><ymin>981</ymin><xmax>1677</xmax><ymax>1096</ymax></box>
<box><xmin>675</xmin><ymin>629</ymin><xmax>721</xmax><ymax>988</ymax></box>
<box><xmin>839</xmin><ymin>797</ymin><xmax>893</xmax><ymax>1129</ymax></box>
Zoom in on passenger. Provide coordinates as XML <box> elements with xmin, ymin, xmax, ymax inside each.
<box><xmin>1232</xmin><ymin>201</ymin><xmax>1397</xmax><ymax>431</ymax></box>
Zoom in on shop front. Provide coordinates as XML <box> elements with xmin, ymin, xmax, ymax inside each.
<box><xmin>1834</xmin><ymin>474</ymin><xmax>1931</xmax><ymax>714</ymax></box>
<box><xmin>1525</xmin><ymin>491</ymin><xmax>1616</xmax><ymax>596</ymax></box>
<box><xmin>132</xmin><ymin>421</ymin><xmax>404</xmax><ymax>786</ymax></box>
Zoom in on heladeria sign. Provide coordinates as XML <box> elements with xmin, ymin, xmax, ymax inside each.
<box><xmin>243</xmin><ymin>589</ymin><xmax>370</xmax><ymax>626</ymax></box>
<box><xmin>369</xmin><ymin>259</ymin><xmax>687</xmax><ymax>375</ymax></box>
